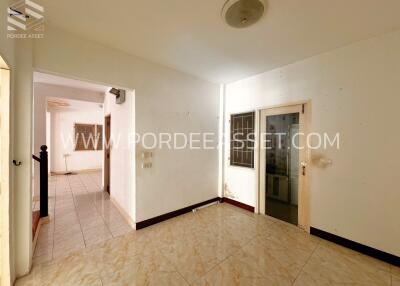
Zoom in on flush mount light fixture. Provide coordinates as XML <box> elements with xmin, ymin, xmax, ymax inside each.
<box><xmin>221</xmin><ymin>0</ymin><xmax>267</xmax><ymax>28</ymax></box>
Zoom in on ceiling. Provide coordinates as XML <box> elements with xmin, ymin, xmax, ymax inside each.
<box><xmin>34</xmin><ymin>72</ymin><xmax>110</xmax><ymax>93</ymax></box>
<box><xmin>0</xmin><ymin>56</ymin><xmax>8</xmax><ymax>69</ymax></box>
<box><xmin>40</xmin><ymin>0</ymin><xmax>400</xmax><ymax>83</ymax></box>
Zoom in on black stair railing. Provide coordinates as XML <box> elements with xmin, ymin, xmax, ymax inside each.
<box><xmin>32</xmin><ymin>145</ymin><xmax>48</xmax><ymax>218</ymax></box>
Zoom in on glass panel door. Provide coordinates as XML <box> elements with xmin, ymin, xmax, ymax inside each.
<box><xmin>265</xmin><ymin>113</ymin><xmax>299</xmax><ymax>225</ymax></box>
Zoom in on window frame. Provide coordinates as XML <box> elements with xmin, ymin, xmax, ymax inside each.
<box><xmin>230</xmin><ymin>111</ymin><xmax>255</xmax><ymax>169</ymax></box>
<box><xmin>74</xmin><ymin>123</ymin><xmax>103</xmax><ymax>151</ymax></box>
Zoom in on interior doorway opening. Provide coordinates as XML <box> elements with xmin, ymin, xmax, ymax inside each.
<box><xmin>31</xmin><ymin>72</ymin><xmax>135</xmax><ymax>264</ymax></box>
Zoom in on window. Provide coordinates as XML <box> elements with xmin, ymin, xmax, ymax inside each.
<box><xmin>74</xmin><ymin>124</ymin><xmax>103</xmax><ymax>151</ymax></box>
<box><xmin>230</xmin><ymin>112</ymin><xmax>255</xmax><ymax>168</ymax></box>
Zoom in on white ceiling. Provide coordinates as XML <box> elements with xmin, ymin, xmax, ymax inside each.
<box><xmin>40</xmin><ymin>0</ymin><xmax>400</xmax><ymax>83</ymax></box>
<box><xmin>34</xmin><ymin>72</ymin><xmax>110</xmax><ymax>93</ymax></box>
<box><xmin>0</xmin><ymin>56</ymin><xmax>8</xmax><ymax>69</ymax></box>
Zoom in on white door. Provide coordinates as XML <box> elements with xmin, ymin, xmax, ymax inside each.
<box><xmin>259</xmin><ymin>104</ymin><xmax>309</xmax><ymax>231</ymax></box>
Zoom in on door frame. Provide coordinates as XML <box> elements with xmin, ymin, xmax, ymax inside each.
<box><xmin>0</xmin><ymin>56</ymin><xmax>11</xmax><ymax>285</ymax></box>
<box><xmin>255</xmin><ymin>101</ymin><xmax>311</xmax><ymax>232</ymax></box>
<box><xmin>104</xmin><ymin>114</ymin><xmax>111</xmax><ymax>194</ymax></box>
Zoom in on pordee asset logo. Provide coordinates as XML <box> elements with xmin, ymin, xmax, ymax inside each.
<box><xmin>7</xmin><ymin>0</ymin><xmax>44</xmax><ymax>39</ymax></box>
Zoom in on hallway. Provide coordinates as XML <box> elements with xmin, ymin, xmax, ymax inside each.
<box><xmin>33</xmin><ymin>171</ymin><xmax>133</xmax><ymax>264</ymax></box>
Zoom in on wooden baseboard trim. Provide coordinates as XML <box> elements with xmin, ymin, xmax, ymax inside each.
<box><xmin>310</xmin><ymin>227</ymin><xmax>400</xmax><ymax>266</ymax></box>
<box><xmin>32</xmin><ymin>211</ymin><xmax>40</xmax><ymax>241</ymax></box>
<box><xmin>110</xmin><ymin>197</ymin><xmax>136</xmax><ymax>229</ymax></box>
<box><xmin>221</xmin><ymin>197</ymin><xmax>255</xmax><ymax>212</ymax></box>
<box><xmin>136</xmin><ymin>197</ymin><xmax>221</xmax><ymax>230</ymax></box>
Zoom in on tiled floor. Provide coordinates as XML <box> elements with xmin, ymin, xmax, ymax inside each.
<box><xmin>32</xmin><ymin>171</ymin><xmax>134</xmax><ymax>265</ymax></box>
<box><xmin>18</xmin><ymin>197</ymin><xmax>399</xmax><ymax>285</ymax></box>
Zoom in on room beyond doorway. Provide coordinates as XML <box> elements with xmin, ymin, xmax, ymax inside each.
<box><xmin>265</xmin><ymin>112</ymin><xmax>299</xmax><ymax>225</ymax></box>
<box><xmin>258</xmin><ymin>103</ymin><xmax>310</xmax><ymax>230</ymax></box>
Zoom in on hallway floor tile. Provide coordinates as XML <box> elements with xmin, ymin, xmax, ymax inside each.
<box><xmin>32</xmin><ymin>171</ymin><xmax>134</xmax><ymax>265</ymax></box>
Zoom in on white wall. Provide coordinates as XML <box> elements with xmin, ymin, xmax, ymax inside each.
<box><xmin>50</xmin><ymin>109</ymin><xmax>103</xmax><ymax>173</ymax></box>
<box><xmin>1</xmin><ymin>1</ymin><xmax>33</xmax><ymax>279</ymax></box>
<box><xmin>12</xmin><ymin>41</ymin><xmax>34</xmax><ymax>281</ymax></box>
<box><xmin>46</xmin><ymin>111</ymin><xmax>51</xmax><ymax>173</ymax></box>
<box><xmin>103</xmin><ymin>91</ymin><xmax>136</xmax><ymax>222</ymax></box>
<box><xmin>0</xmin><ymin>6</ymin><xmax>13</xmax><ymax>280</ymax></box>
<box><xmin>34</xmin><ymin>26</ymin><xmax>220</xmax><ymax>223</ymax></box>
<box><xmin>224</xmin><ymin>30</ymin><xmax>400</xmax><ymax>256</ymax></box>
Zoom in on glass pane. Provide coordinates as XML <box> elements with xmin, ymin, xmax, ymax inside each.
<box><xmin>230</xmin><ymin>112</ymin><xmax>255</xmax><ymax>168</ymax></box>
<box><xmin>265</xmin><ymin>113</ymin><xmax>299</xmax><ymax>225</ymax></box>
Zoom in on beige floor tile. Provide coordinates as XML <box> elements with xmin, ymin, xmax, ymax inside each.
<box><xmin>296</xmin><ymin>243</ymin><xmax>391</xmax><ymax>286</ymax></box>
<box><xmin>36</xmin><ymin>225</ymin><xmax>54</xmax><ymax>243</ymax></box>
<box><xmin>392</xmin><ymin>265</ymin><xmax>400</xmax><ymax>278</ymax></box>
<box><xmin>83</xmin><ymin>224</ymin><xmax>113</xmax><ymax>247</ymax></box>
<box><xmin>193</xmin><ymin>250</ymin><xmax>293</xmax><ymax>286</ymax></box>
<box><xmin>80</xmin><ymin>216</ymin><xmax>107</xmax><ymax>231</ymax></box>
<box><xmin>109</xmin><ymin>222</ymin><xmax>134</xmax><ymax>237</ymax></box>
<box><xmin>99</xmin><ymin>253</ymin><xmax>188</xmax><ymax>286</ymax></box>
<box><xmin>53</xmin><ymin>224</ymin><xmax>82</xmax><ymax>241</ymax></box>
<box><xmin>240</xmin><ymin>237</ymin><xmax>311</xmax><ymax>282</ymax></box>
<box><xmin>53</xmin><ymin>243</ymin><xmax>85</xmax><ymax>259</ymax></box>
<box><xmin>54</xmin><ymin>215</ymin><xmax>80</xmax><ymax>227</ymax></box>
<box><xmin>34</xmin><ymin>242</ymin><xmax>53</xmax><ymax>257</ymax></box>
<box><xmin>22</xmin><ymin>252</ymin><xmax>100</xmax><ymax>286</ymax></box>
<box><xmin>32</xmin><ymin>172</ymin><xmax>132</xmax><ymax>265</ymax></box>
<box><xmin>32</xmin><ymin>252</ymin><xmax>53</xmax><ymax>265</ymax></box>
<box><xmin>25</xmin><ymin>172</ymin><xmax>397</xmax><ymax>286</ymax></box>
<box><xmin>393</xmin><ymin>275</ymin><xmax>400</xmax><ymax>286</ymax></box>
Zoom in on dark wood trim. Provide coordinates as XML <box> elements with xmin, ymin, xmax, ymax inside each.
<box><xmin>310</xmin><ymin>227</ymin><xmax>400</xmax><ymax>267</ymax></box>
<box><xmin>32</xmin><ymin>210</ymin><xmax>40</xmax><ymax>240</ymax></box>
<box><xmin>104</xmin><ymin>115</ymin><xmax>111</xmax><ymax>195</ymax></box>
<box><xmin>136</xmin><ymin>197</ymin><xmax>222</xmax><ymax>230</ymax></box>
<box><xmin>221</xmin><ymin>197</ymin><xmax>255</xmax><ymax>212</ymax></box>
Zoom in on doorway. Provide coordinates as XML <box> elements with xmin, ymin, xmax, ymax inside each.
<box><xmin>259</xmin><ymin>104</ymin><xmax>309</xmax><ymax>229</ymax></box>
<box><xmin>31</xmin><ymin>72</ymin><xmax>134</xmax><ymax>264</ymax></box>
<box><xmin>104</xmin><ymin>115</ymin><xmax>111</xmax><ymax>194</ymax></box>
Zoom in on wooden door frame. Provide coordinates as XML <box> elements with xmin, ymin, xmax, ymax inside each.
<box><xmin>255</xmin><ymin>101</ymin><xmax>311</xmax><ymax>232</ymax></box>
<box><xmin>104</xmin><ymin>115</ymin><xmax>111</xmax><ymax>194</ymax></box>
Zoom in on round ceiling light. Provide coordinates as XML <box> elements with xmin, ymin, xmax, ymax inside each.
<box><xmin>222</xmin><ymin>0</ymin><xmax>266</xmax><ymax>28</ymax></box>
